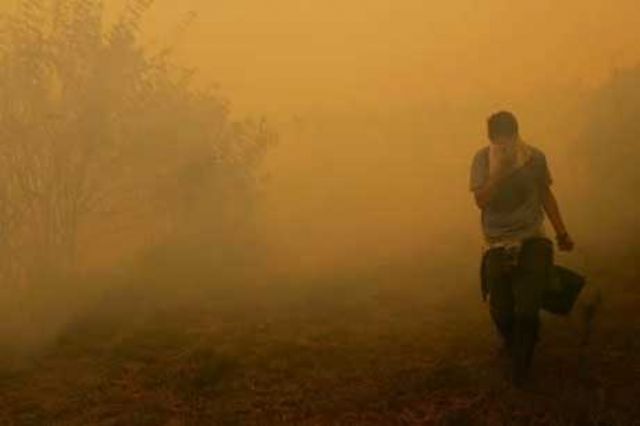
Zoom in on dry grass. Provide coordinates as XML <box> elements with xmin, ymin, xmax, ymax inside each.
<box><xmin>0</xmin><ymin>258</ymin><xmax>638</xmax><ymax>426</ymax></box>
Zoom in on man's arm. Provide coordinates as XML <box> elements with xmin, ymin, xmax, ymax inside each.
<box><xmin>473</xmin><ymin>172</ymin><xmax>505</xmax><ymax>210</ymax></box>
<box><xmin>541</xmin><ymin>185</ymin><xmax>574</xmax><ymax>251</ymax></box>
<box><xmin>472</xmin><ymin>145</ymin><xmax>513</xmax><ymax>210</ymax></box>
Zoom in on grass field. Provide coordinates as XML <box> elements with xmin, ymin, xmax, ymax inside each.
<box><xmin>0</xmin><ymin>256</ymin><xmax>638</xmax><ymax>426</ymax></box>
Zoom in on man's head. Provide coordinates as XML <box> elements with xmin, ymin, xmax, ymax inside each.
<box><xmin>487</xmin><ymin>111</ymin><xmax>519</xmax><ymax>145</ymax></box>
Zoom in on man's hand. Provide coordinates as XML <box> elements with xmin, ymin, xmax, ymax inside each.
<box><xmin>473</xmin><ymin>144</ymin><xmax>514</xmax><ymax>210</ymax></box>
<box><xmin>541</xmin><ymin>186</ymin><xmax>574</xmax><ymax>252</ymax></box>
<box><xmin>491</xmin><ymin>144</ymin><xmax>517</xmax><ymax>179</ymax></box>
<box><xmin>556</xmin><ymin>232</ymin><xmax>575</xmax><ymax>252</ymax></box>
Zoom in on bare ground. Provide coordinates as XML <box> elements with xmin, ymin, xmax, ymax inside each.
<box><xmin>0</xmin><ymin>258</ymin><xmax>638</xmax><ymax>426</ymax></box>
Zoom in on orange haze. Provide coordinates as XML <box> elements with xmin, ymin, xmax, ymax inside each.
<box><xmin>3</xmin><ymin>0</ymin><xmax>638</xmax><ymax>276</ymax></box>
<box><xmin>129</xmin><ymin>0</ymin><xmax>640</xmax><ymax>275</ymax></box>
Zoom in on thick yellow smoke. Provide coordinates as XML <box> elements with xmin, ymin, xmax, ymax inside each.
<box><xmin>0</xmin><ymin>0</ymin><xmax>636</xmax><ymax>347</ymax></box>
<box><xmin>95</xmin><ymin>0</ymin><xmax>640</xmax><ymax>276</ymax></box>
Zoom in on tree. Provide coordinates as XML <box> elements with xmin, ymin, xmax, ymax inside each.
<box><xmin>0</xmin><ymin>0</ymin><xmax>273</xmax><ymax>291</ymax></box>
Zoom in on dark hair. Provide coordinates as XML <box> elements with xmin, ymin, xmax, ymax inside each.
<box><xmin>487</xmin><ymin>111</ymin><xmax>519</xmax><ymax>140</ymax></box>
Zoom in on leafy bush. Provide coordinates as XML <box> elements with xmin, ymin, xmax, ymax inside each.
<box><xmin>0</xmin><ymin>0</ymin><xmax>273</xmax><ymax>289</ymax></box>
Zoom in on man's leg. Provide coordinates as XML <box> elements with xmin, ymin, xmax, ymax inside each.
<box><xmin>483</xmin><ymin>249</ymin><xmax>515</xmax><ymax>350</ymax></box>
<box><xmin>512</xmin><ymin>238</ymin><xmax>553</xmax><ymax>385</ymax></box>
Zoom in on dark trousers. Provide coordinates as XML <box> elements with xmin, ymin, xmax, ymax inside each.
<box><xmin>482</xmin><ymin>237</ymin><xmax>553</xmax><ymax>382</ymax></box>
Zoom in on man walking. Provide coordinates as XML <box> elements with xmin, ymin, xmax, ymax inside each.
<box><xmin>470</xmin><ymin>111</ymin><xmax>574</xmax><ymax>385</ymax></box>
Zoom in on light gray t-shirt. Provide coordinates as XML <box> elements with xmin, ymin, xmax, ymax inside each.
<box><xmin>469</xmin><ymin>146</ymin><xmax>552</xmax><ymax>242</ymax></box>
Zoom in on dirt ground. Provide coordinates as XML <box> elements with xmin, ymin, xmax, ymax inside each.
<box><xmin>0</xmin><ymin>256</ymin><xmax>638</xmax><ymax>426</ymax></box>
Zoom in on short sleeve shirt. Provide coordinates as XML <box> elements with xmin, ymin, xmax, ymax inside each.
<box><xmin>470</xmin><ymin>146</ymin><xmax>552</xmax><ymax>242</ymax></box>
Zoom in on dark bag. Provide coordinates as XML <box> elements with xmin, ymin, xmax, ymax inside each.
<box><xmin>480</xmin><ymin>246</ymin><xmax>586</xmax><ymax>315</ymax></box>
<box><xmin>542</xmin><ymin>265</ymin><xmax>586</xmax><ymax>315</ymax></box>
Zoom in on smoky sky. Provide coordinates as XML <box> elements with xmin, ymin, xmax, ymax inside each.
<box><xmin>3</xmin><ymin>0</ymin><xmax>637</xmax><ymax>275</ymax></box>
<box><xmin>118</xmin><ymin>0</ymin><xmax>640</xmax><ymax>114</ymax></box>
<box><xmin>120</xmin><ymin>0</ymin><xmax>639</xmax><ymax>274</ymax></box>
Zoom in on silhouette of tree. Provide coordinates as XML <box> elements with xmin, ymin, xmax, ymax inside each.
<box><xmin>0</xmin><ymin>0</ymin><xmax>273</xmax><ymax>288</ymax></box>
